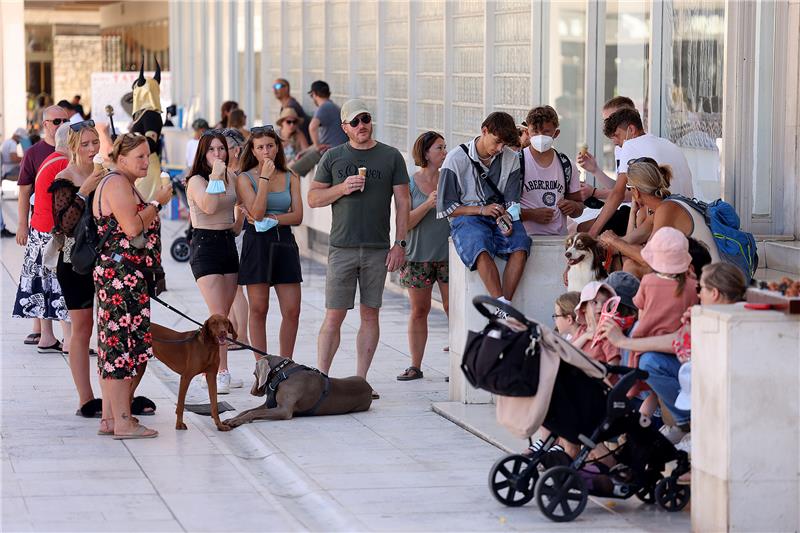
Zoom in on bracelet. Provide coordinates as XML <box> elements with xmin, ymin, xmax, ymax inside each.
<box><xmin>259</xmin><ymin>176</ymin><xmax>270</xmax><ymax>181</ymax></box>
<box><xmin>479</xmin><ymin>206</ymin><xmax>484</xmax><ymax>216</ymax></box>
<box><xmin>76</xmin><ymin>191</ymin><xmax>88</xmax><ymax>202</ymax></box>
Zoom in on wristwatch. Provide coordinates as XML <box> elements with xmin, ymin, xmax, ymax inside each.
<box><xmin>394</xmin><ymin>239</ymin><xmax>407</xmax><ymax>248</ymax></box>
<box><xmin>149</xmin><ymin>200</ymin><xmax>162</xmax><ymax>212</ymax></box>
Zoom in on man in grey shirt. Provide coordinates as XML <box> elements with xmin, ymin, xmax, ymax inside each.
<box><xmin>308</xmin><ymin>80</ymin><xmax>348</xmax><ymax>150</ymax></box>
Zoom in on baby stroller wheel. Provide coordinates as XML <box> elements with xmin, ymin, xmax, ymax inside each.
<box><xmin>488</xmin><ymin>454</ymin><xmax>537</xmax><ymax>507</ymax></box>
<box><xmin>170</xmin><ymin>237</ymin><xmax>191</xmax><ymax>262</ymax></box>
<box><xmin>534</xmin><ymin>466</ymin><xmax>588</xmax><ymax>522</ymax></box>
<box><xmin>655</xmin><ymin>477</ymin><xmax>690</xmax><ymax>512</ymax></box>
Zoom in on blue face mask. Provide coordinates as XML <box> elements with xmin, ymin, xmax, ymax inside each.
<box><xmin>506</xmin><ymin>203</ymin><xmax>521</xmax><ymax>221</ymax></box>
<box><xmin>205</xmin><ymin>179</ymin><xmax>226</xmax><ymax>194</ymax></box>
<box><xmin>253</xmin><ymin>217</ymin><xmax>278</xmax><ymax>232</ymax></box>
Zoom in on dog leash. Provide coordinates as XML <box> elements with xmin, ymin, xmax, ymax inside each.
<box><xmin>151</xmin><ymin>295</ymin><xmax>272</xmax><ymax>357</ymax></box>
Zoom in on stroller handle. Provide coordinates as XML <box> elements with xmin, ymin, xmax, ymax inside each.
<box><xmin>472</xmin><ymin>295</ymin><xmax>531</xmax><ymax>326</ymax></box>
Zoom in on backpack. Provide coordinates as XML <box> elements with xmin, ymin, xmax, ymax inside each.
<box><xmin>71</xmin><ymin>176</ymin><xmax>117</xmax><ymax>275</ymax></box>
<box><xmin>668</xmin><ymin>194</ymin><xmax>759</xmax><ymax>283</ymax></box>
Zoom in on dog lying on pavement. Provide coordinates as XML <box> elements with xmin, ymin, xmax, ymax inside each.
<box><xmin>151</xmin><ymin>314</ymin><xmax>234</xmax><ymax>432</ymax></box>
<box><xmin>224</xmin><ymin>356</ymin><xmax>373</xmax><ymax>428</ymax></box>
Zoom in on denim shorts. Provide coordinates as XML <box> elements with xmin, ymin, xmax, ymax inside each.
<box><xmin>450</xmin><ymin>215</ymin><xmax>531</xmax><ymax>271</ymax></box>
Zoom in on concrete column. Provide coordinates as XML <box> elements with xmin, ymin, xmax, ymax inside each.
<box><xmin>0</xmin><ymin>0</ymin><xmax>27</xmax><ymax>137</ymax></box>
<box><xmin>692</xmin><ymin>305</ymin><xmax>800</xmax><ymax>532</ymax></box>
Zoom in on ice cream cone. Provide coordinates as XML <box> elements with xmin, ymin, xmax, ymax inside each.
<box><xmin>160</xmin><ymin>171</ymin><xmax>171</xmax><ymax>187</ymax></box>
<box><xmin>358</xmin><ymin>167</ymin><xmax>366</xmax><ymax>192</ymax></box>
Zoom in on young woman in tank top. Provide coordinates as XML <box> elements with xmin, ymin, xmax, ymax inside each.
<box><xmin>235</xmin><ymin>126</ymin><xmax>303</xmax><ymax>359</ymax></box>
<box><xmin>186</xmin><ymin>131</ymin><xmax>246</xmax><ymax>393</ymax></box>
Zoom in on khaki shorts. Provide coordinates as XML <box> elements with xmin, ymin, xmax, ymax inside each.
<box><xmin>289</xmin><ymin>148</ymin><xmax>322</xmax><ymax>177</ymax></box>
<box><xmin>325</xmin><ymin>246</ymin><xmax>388</xmax><ymax>309</ymax></box>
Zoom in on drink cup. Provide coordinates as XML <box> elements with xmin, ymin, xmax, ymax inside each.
<box><xmin>358</xmin><ymin>167</ymin><xmax>366</xmax><ymax>192</ymax></box>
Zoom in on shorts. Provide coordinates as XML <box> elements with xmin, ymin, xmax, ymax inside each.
<box><xmin>189</xmin><ymin>229</ymin><xmax>240</xmax><ymax>280</ymax></box>
<box><xmin>399</xmin><ymin>261</ymin><xmax>448</xmax><ymax>289</ymax></box>
<box><xmin>450</xmin><ymin>215</ymin><xmax>531</xmax><ymax>271</ymax></box>
<box><xmin>325</xmin><ymin>246</ymin><xmax>388</xmax><ymax>309</ymax></box>
<box><xmin>57</xmin><ymin>252</ymin><xmax>95</xmax><ymax>310</ymax></box>
<box><xmin>602</xmin><ymin>205</ymin><xmax>632</xmax><ymax>236</ymax></box>
<box><xmin>238</xmin><ymin>223</ymin><xmax>303</xmax><ymax>286</ymax></box>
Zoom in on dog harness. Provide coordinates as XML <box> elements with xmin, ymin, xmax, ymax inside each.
<box><xmin>264</xmin><ymin>360</ymin><xmax>332</xmax><ymax>416</ymax></box>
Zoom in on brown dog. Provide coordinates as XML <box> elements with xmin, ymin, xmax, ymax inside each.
<box><xmin>224</xmin><ymin>356</ymin><xmax>372</xmax><ymax>428</ymax></box>
<box><xmin>150</xmin><ymin>314</ymin><xmax>234</xmax><ymax>432</ymax></box>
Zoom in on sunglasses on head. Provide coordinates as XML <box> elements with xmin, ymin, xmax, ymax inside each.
<box><xmin>250</xmin><ymin>125</ymin><xmax>276</xmax><ymax>135</ymax></box>
<box><xmin>47</xmin><ymin>118</ymin><xmax>67</xmax><ymax>126</ymax></box>
<box><xmin>69</xmin><ymin>119</ymin><xmax>95</xmax><ymax>132</ymax></box>
<box><xmin>201</xmin><ymin>128</ymin><xmax>225</xmax><ymax>137</ymax></box>
<box><xmin>627</xmin><ymin>156</ymin><xmax>658</xmax><ymax>167</ymax></box>
<box><xmin>345</xmin><ymin>114</ymin><xmax>372</xmax><ymax>128</ymax></box>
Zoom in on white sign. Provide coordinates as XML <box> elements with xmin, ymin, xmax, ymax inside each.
<box><xmin>90</xmin><ymin>71</ymin><xmax>172</xmax><ymax>132</ymax></box>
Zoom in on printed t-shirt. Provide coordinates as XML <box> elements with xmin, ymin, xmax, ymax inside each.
<box><xmin>314</xmin><ymin>141</ymin><xmax>409</xmax><ymax>248</ymax></box>
<box><xmin>520</xmin><ymin>148</ymin><xmax>581</xmax><ymax>235</ymax></box>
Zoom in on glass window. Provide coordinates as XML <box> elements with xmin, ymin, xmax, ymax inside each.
<box><xmin>451</xmin><ymin>3</ymin><xmax>485</xmax><ymax>146</ymax></box>
<box><xmin>603</xmin><ymin>0</ymin><xmax>650</xmax><ymax>172</ymax></box>
<box><xmin>355</xmin><ymin>0</ymin><xmax>378</xmax><ymax>114</ymax></box>
<box><xmin>547</xmin><ymin>1</ymin><xmax>586</xmax><ymax>160</ymax></box>
<box><xmin>414</xmin><ymin>0</ymin><xmax>445</xmax><ymax>138</ymax></box>
<box><xmin>383</xmin><ymin>1</ymin><xmax>409</xmax><ymax>150</ymax></box>
<box><xmin>663</xmin><ymin>0</ymin><xmax>725</xmax><ymax>202</ymax></box>
<box><xmin>493</xmin><ymin>1</ymin><xmax>532</xmax><ymax>124</ymax></box>
<box><xmin>328</xmin><ymin>0</ymin><xmax>350</xmax><ymax>102</ymax></box>
<box><xmin>253</xmin><ymin>0</ymin><xmax>263</xmax><ymax>124</ymax></box>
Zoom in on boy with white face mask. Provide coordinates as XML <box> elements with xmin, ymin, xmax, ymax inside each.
<box><xmin>519</xmin><ymin>106</ymin><xmax>584</xmax><ymax>235</ymax></box>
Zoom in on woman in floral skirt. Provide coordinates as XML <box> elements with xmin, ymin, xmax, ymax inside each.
<box><xmin>92</xmin><ymin>133</ymin><xmax>172</xmax><ymax>439</ymax></box>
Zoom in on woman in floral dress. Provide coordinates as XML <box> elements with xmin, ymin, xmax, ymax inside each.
<box><xmin>92</xmin><ymin>133</ymin><xmax>172</xmax><ymax>439</ymax></box>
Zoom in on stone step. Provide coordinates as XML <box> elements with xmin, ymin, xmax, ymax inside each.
<box><xmin>762</xmin><ymin>240</ymin><xmax>800</xmax><ymax>275</ymax></box>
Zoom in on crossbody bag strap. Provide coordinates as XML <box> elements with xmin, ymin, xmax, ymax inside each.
<box><xmin>95</xmin><ymin>173</ymin><xmax>118</xmax><ymax>250</ymax></box>
<box><xmin>459</xmin><ymin>144</ymin><xmax>505</xmax><ymax>204</ymax></box>
<box><xmin>34</xmin><ymin>154</ymin><xmax>68</xmax><ymax>182</ymax></box>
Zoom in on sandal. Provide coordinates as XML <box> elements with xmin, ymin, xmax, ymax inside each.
<box><xmin>98</xmin><ymin>416</ymin><xmax>141</xmax><ymax>435</ymax></box>
<box><xmin>131</xmin><ymin>396</ymin><xmax>156</xmax><ymax>416</ymax></box>
<box><xmin>397</xmin><ymin>366</ymin><xmax>423</xmax><ymax>381</ymax></box>
<box><xmin>24</xmin><ymin>333</ymin><xmax>41</xmax><ymax>345</ymax></box>
<box><xmin>112</xmin><ymin>425</ymin><xmax>158</xmax><ymax>440</ymax></box>
<box><xmin>76</xmin><ymin>398</ymin><xmax>103</xmax><ymax>418</ymax></box>
<box><xmin>37</xmin><ymin>340</ymin><xmax>63</xmax><ymax>354</ymax></box>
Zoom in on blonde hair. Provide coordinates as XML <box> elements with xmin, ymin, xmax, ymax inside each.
<box><xmin>110</xmin><ymin>132</ymin><xmax>147</xmax><ymax>163</ymax></box>
<box><xmin>627</xmin><ymin>161</ymin><xmax>673</xmax><ymax>199</ymax></box>
<box><xmin>555</xmin><ymin>291</ymin><xmax>581</xmax><ymax>318</ymax></box>
<box><xmin>67</xmin><ymin>126</ymin><xmax>99</xmax><ymax>164</ymax></box>
<box><xmin>701</xmin><ymin>262</ymin><xmax>747</xmax><ymax>302</ymax></box>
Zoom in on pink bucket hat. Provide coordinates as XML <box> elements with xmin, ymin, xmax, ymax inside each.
<box><xmin>641</xmin><ymin>227</ymin><xmax>692</xmax><ymax>274</ymax></box>
<box><xmin>575</xmin><ymin>281</ymin><xmax>617</xmax><ymax>315</ymax></box>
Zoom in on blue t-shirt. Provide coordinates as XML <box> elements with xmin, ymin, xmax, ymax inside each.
<box><xmin>313</xmin><ymin>100</ymin><xmax>348</xmax><ymax>147</ymax></box>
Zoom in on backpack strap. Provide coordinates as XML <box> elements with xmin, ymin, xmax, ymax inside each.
<box><xmin>554</xmin><ymin>149</ymin><xmax>572</xmax><ymax>191</ymax></box>
<box><xmin>459</xmin><ymin>144</ymin><xmax>505</xmax><ymax>204</ymax></box>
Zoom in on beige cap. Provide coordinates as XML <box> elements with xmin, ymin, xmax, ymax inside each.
<box><xmin>276</xmin><ymin>107</ymin><xmax>303</xmax><ymax>127</ymax></box>
<box><xmin>340</xmin><ymin>99</ymin><xmax>371</xmax><ymax>123</ymax></box>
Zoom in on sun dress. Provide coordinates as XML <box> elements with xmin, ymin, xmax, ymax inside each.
<box><xmin>93</xmin><ymin>176</ymin><xmax>161</xmax><ymax>379</ymax></box>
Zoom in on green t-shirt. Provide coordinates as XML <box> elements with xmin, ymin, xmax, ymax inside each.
<box><xmin>314</xmin><ymin>141</ymin><xmax>410</xmax><ymax>248</ymax></box>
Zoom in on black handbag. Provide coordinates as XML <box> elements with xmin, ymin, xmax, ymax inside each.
<box><xmin>460</xmin><ymin>296</ymin><xmax>541</xmax><ymax>397</ymax></box>
<box><xmin>71</xmin><ymin>190</ymin><xmax>116</xmax><ymax>275</ymax></box>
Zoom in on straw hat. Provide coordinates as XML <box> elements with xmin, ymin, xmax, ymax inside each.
<box><xmin>276</xmin><ymin>107</ymin><xmax>303</xmax><ymax>127</ymax></box>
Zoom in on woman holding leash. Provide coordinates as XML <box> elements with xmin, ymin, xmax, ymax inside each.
<box><xmin>236</xmin><ymin>126</ymin><xmax>303</xmax><ymax>359</ymax></box>
<box><xmin>93</xmin><ymin>133</ymin><xmax>172</xmax><ymax>439</ymax></box>
<box><xmin>49</xmin><ymin>120</ymin><xmax>105</xmax><ymax>417</ymax></box>
<box><xmin>186</xmin><ymin>131</ymin><xmax>246</xmax><ymax>393</ymax></box>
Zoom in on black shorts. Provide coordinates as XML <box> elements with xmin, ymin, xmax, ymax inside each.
<box><xmin>189</xmin><ymin>229</ymin><xmax>240</xmax><ymax>280</ymax></box>
<box><xmin>602</xmin><ymin>205</ymin><xmax>632</xmax><ymax>236</ymax></box>
<box><xmin>238</xmin><ymin>223</ymin><xmax>303</xmax><ymax>286</ymax></box>
<box><xmin>57</xmin><ymin>252</ymin><xmax>95</xmax><ymax>310</ymax></box>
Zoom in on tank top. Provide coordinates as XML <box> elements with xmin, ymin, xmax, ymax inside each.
<box><xmin>188</xmin><ymin>173</ymin><xmax>237</xmax><ymax>230</ymax></box>
<box><xmin>664</xmin><ymin>197</ymin><xmax>721</xmax><ymax>263</ymax></box>
<box><xmin>406</xmin><ymin>176</ymin><xmax>450</xmax><ymax>263</ymax></box>
<box><xmin>242</xmin><ymin>171</ymin><xmax>292</xmax><ymax>215</ymax></box>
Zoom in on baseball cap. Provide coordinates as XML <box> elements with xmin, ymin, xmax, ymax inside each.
<box><xmin>308</xmin><ymin>80</ymin><xmax>330</xmax><ymax>95</ymax></box>
<box><xmin>13</xmin><ymin>128</ymin><xmax>27</xmax><ymax>138</ymax></box>
<box><xmin>674</xmin><ymin>362</ymin><xmax>691</xmax><ymax>411</ymax></box>
<box><xmin>605</xmin><ymin>271</ymin><xmax>640</xmax><ymax>310</ymax></box>
<box><xmin>191</xmin><ymin>118</ymin><xmax>210</xmax><ymax>131</ymax></box>
<box><xmin>641</xmin><ymin>227</ymin><xmax>692</xmax><ymax>274</ymax></box>
<box><xmin>340</xmin><ymin>99</ymin><xmax>371</xmax><ymax>123</ymax></box>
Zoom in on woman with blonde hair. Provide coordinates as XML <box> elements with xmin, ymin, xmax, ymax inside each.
<box><xmin>598</xmin><ymin>158</ymin><xmax>719</xmax><ymax>276</ymax></box>
<box><xmin>93</xmin><ymin>133</ymin><xmax>172</xmax><ymax>439</ymax></box>
<box><xmin>49</xmin><ymin>120</ymin><xmax>106</xmax><ymax>416</ymax></box>
<box><xmin>276</xmin><ymin>107</ymin><xmax>309</xmax><ymax>163</ymax></box>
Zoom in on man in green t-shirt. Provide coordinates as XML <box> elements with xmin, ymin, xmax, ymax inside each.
<box><xmin>309</xmin><ymin>99</ymin><xmax>410</xmax><ymax>393</ymax></box>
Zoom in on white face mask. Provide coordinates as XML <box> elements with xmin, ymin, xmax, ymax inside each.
<box><xmin>531</xmin><ymin>135</ymin><xmax>554</xmax><ymax>153</ymax></box>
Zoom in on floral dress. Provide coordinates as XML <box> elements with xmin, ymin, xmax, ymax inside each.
<box><xmin>93</xmin><ymin>190</ymin><xmax>161</xmax><ymax>380</ymax></box>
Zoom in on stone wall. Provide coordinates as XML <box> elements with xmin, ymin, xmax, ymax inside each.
<box><xmin>53</xmin><ymin>35</ymin><xmax>103</xmax><ymax>114</ymax></box>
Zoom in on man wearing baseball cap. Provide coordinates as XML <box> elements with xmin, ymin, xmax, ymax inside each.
<box><xmin>308</xmin><ymin>99</ymin><xmax>410</xmax><ymax>396</ymax></box>
<box><xmin>290</xmin><ymin>80</ymin><xmax>349</xmax><ymax>177</ymax></box>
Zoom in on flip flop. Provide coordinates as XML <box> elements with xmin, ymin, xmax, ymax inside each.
<box><xmin>76</xmin><ymin>398</ymin><xmax>103</xmax><ymax>418</ymax></box>
<box><xmin>24</xmin><ymin>333</ymin><xmax>41</xmax><ymax>345</ymax></box>
<box><xmin>131</xmin><ymin>396</ymin><xmax>157</xmax><ymax>416</ymax></box>
<box><xmin>37</xmin><ymin>340</ymin><xmax>63</xmax><ymax>354</ymax></box>
<box><xmin>112</xmin><ymin>425</ymin><xmax>158</xmax><ymax>440</ymax></box>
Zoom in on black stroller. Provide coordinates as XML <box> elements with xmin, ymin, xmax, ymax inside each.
<box><xmin>463</xmin><ymin>296</ymin><xmax>690</xmax><ymax>523</ymax></box>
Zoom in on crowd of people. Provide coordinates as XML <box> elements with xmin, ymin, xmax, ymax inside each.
<box><xmin>4</xmin><ymin>78</ymin><xmax>748</xmax><ymax>447</ymax></box>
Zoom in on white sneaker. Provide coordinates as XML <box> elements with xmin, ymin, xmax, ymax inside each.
<box><xmin>228</xmin><ymin>374</ymin><xmax>243</xmax><ymax>388</ymax></box>
<box><xmin>675</xmin><ymin>432</ymin><xmax>692</xmax><ymax>455</ymax></box>
<box><xmin>659</xmin><ymin>424</ymin><xmax>688</xmax><ymax>444</ymax></box>
<box><xmin>186</xmin><ymin>376</ymin><xmax>208</xmax><ymax>403</ymax></box>
<box><xmin>216</xmin><ymin>371</ymin><xmax>231</xmax><ymax>395</ymax></box>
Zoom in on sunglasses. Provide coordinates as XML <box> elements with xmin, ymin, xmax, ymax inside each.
<box><xmin>627</xmin><ymin>156</ymin><xmax>658</xmax><ymax>167</ymax></box>
<box><xmin>201</xmin><ymin>128</ymin><xmax>225</xmax><ymax>137</ymax></box>
<box><xmin>284</xmin><ymin>120</ymin><xmax>298</xmax><ymax>125</ymax></box>
<box><xmin>69</xmin><ymin>119</ymin><xmax>95</xmax><ymax>132</ymax></box>
<box><xmin>47</xmin><ymin>118</ymin><xmax>67</xmax><ymax>126</ymax></box>
<box><xmin>273</xmin><ymin>83</ymin><xmax>285</xmax><ymax>90</ymax></box>
<box><xmin>551</xmin><ymin>313</ymin><xmax>571</xmax><ymax>319</ymax></box>
<box><xmin>345</xmin><ymin>114</ymin><xmax>372</xmax><ymax>128</ymax></box>
<box><xmin>251</xmin><ymin>125</ymin><xmax>275</xmax><ymax>135</ymax></box>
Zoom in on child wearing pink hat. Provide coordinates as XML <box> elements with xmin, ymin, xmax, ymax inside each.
<box><xmin>629</xmin><ymin>227</ymin><xmax>699</xmax><ymax>406</ymax></box>
<box><xmin>571</xmin><ymin>281</ymin><xmax>621</xmax><ymax>367</ymax></box>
